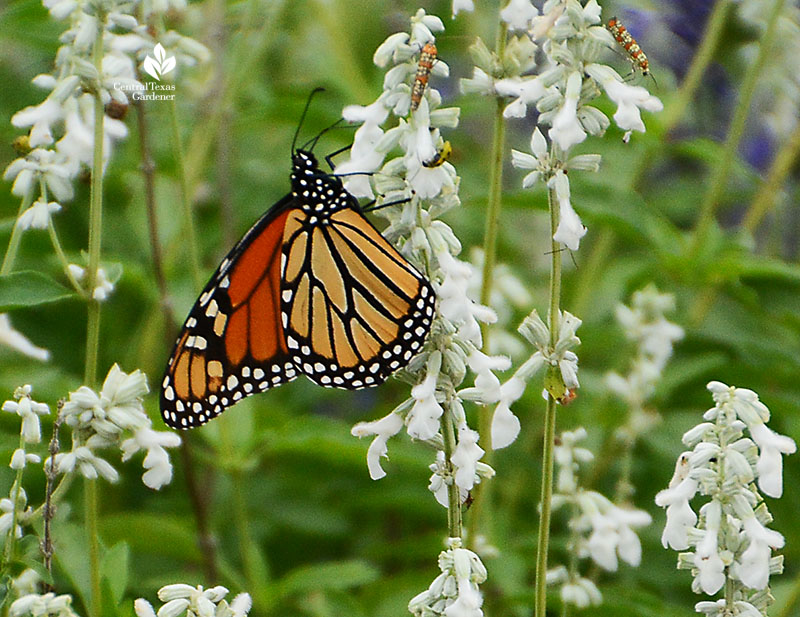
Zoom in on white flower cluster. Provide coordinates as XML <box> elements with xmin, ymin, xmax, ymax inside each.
<box><xmin>460</xmin><ymin>309</ymin><xmax>581</xmax><ymax>451</ymax></box>
<box><xmin>606</xmin><ymin>285</ymin><xmax>684</xmax><ymax>409</ymax></box>
<box><xmin>408</xmin><ymin>538</ymin><xmax>487</xmax><ymax>617</ymax></box>
<box><xmin>656</xmin><ymin>382</ymin><xmax>796</xmax><ymax>617</ymax></box>
<box><xmin>346</xmin><ymin>11</ymin><xmax>495</xmax><ymax>508</ymax></box>
<box><xmin>2</xmin><ymin>385</ymin><xmax>50</xmax><ymax>452</ymax></box>
<box><xmin>56</xmin><ymin>364</ymin><xmax>181</xmax><ymax>489</ymax></box>
<box><xmin>465</xmin><ymin>248</ymin><xmax>533</xmax><ymax>358</ymax></box>
<box><xmin>547</xmin><ymin>428</ymin><xmax>651</xmax><ymax>608</ymax></box>
<box><xmin>338</xmin><ymin>9</ymin><xmax>459</xmax><ymax>201</ymax></box>
<box><xmin>0</xmin><ymin>484</ymin><xmax>34</xmax><ymax>541</ymax></box>
<box><xmin>9</xmin><ymin>592</ymin><xmax>81</xmax><ymax>617</ymax></box>
<box><xmin>460</xmin><ymin>0</ymin><xmax>661</xmax><ymax>251</ymax></box>
<box><xmin>2</xmin><ymin>0</ymin><xmax>209</xmax><ymax>308</ymax></box>
<box><xmin>134</xmin><ymin>584</ymin><xmax>252</xmax><ymax>617</ymax></box>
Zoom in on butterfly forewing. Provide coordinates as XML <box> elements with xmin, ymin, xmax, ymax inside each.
<box><xmin>161</xmin><ymin>198</ymin><xmax>298</xmax><ymax>429</ymax></box>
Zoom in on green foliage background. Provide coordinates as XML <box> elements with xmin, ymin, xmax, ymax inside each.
<box><xmin>0</xmin><ymin>0</ymin><xmax>799</xmax><ymax>615</ymax></box>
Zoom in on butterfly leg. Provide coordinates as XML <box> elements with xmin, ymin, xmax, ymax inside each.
<box><xmin>325</xmin><ymin>144</ymin><xmax>352</xmax><ymax>170</ymax></box>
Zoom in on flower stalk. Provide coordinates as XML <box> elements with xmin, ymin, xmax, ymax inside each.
<box><xmin>83</xmin><ymin>15</ymin><xmax>107</xmax><ymax>617</ymax></box>
<box><xmin>168</xmin><ymin>97</ymin><xmax>202</xmax><ymax>289</ymax></box>
<box><xmin>534</xmin><ymin>183</ymin><xmax>562</xmax><ymax>617</ymax></box>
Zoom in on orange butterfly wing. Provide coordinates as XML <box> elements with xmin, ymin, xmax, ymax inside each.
<box><xmin>160</xmin><ymin>197</ymin><xmax>297</xmax><ymax>429</ymax></box>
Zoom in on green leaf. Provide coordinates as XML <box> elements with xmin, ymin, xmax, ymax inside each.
<box><xmin>277</xmin><ymin>560</ymin><xmax>380</xmax><ymax>597</ymax></box>
<box><xmin>0</xmin><ymin>271</ymin><xmax>75</xmax><ymax>311</ymax></box>
<box><xmin>98</xmin><ymin>513</ymin><xmax>202</xmax><ymax>563</ymax></box>
<box><xmin>100</xmin><ymin>541</ymin><xmax>129</xmax><ymax>605</ymax></box>
<box><xmin>52</xmin><ymin>522</ymin><xmax>91</xmax><ymax>613</ymax></box>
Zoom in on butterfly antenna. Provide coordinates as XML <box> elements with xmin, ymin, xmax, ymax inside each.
<box><xmin>292</xmin><ymin>87</ymin><xmax>325</xmax><ymax>154</ymax></box>
<box><xmin>302</xmin><ymin>118</ymin><xmax>346</xmax><ymax>153</ymax></box>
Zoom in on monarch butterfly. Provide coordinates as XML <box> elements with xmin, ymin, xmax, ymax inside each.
<box><xmin>423</xmin><ymin>140</ymin><xmax>452</xmax><ymax>168</ymax></box>
<box><xmin>410</xmin><ymin>42</ymin><xmax>437</xmax><ymax>112</ymax></box>
<box><xmin>160</xmin><ymin>111</ymin><xmax>436</xmax><ymax>430</ymax></box>
<box><xmin>606</xmin><ymin>17</ymin><xmax>650</xmax><ymax>77</ymax></box>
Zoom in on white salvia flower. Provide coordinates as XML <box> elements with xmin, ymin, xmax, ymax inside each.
<box><xmin>230</xmin><ymin>593</ymin><xmax>253</xmax><ymax>617</ymax></box>
<box><xmin>12</xmin><ymin>569</ymin><xmax>40</xmax><ymax>596</ymax></box>
<box><xmin>409</xmin><ymin>539</ymin><xmax>486</xmax><ymax>617</ymax></box>
<box><xmin>549</xmin><ymin>428</ymin><xmax>650</xmax><ymax>604</ymax></box>
<box><xmin>410</xmin><ymin>9</ymin><xmax>444</xmax><ymax>46</ymax></box>
<box><xmin>435</xmin><ymin>249</ymin><xmax>496</xmax><ymax>347</ymax></box>
<box><xmin>373</xmin><ymin>33</ymin><xmax>411</xmax><ymax>67</ymax></box>
<box><xmin>750</xmin><ymin>422</ymin><xmax>796</xmax><ymax>497</ymax></box>
<box><xmin>658</xmin><ymin>383</ymin><xmax>793</xmax><ymax>611</ymax></box>
<box><xmin>17</xmin><ymin>199</ymin><xmax>61</xmax><ymax>231</ymax></box>
<box><xmin>654</xmin><ymin>455</ymin><xmax>698</xmax><ymax>550</ymax></box>
<box><xmin>121</xmin><ymin>426</ymin><xmax>182</xmax><ymax>490</ymax></box>
<box><xmin>496</xmin><ymin>76</ymin><xmax>548</xmax><ymax>119</ymax></box>
<box><xmin>489</xmin><ymin>377</ymin><xmax>526</xmax><ymax>449</ymax></box>
<box><xmin>4</xmin><ymin>148</ymin><xmax>74</xmax><ymax>203</ymax></box>
<box><xmin>549</xmin><ymin>71</ymin><xmax>586</xmax><ymax>151</ymax></box>
<box><xmin>67</xmin><ymin>263</ymin><xmax>115</xmax><ymax>301</ymax></box>
<box><xmin>560</xmin><ymin>577</ymin><xmax>602</xmax><ymax>608</ymax></box>
<box><xmin>336</xmin><ymin>121</ymin><xmax>386</xmax><ymax>199</ymax></box>
<box><xmin>500</xmin><ymin>0</ymin><xmax>538</xmax><ymax>31</ymax></box>
<box><xmin>0</xmin><ymin>314</ymin><xmax>50</xmax><ymax>361</ymax></box>
<box><xmin>408</xmin><ymin>352</ymin><xmax>444</xmax><ymax>440</ymax></box>
<box><xmin>451</xmin><ymin>425</ymin><xmax>484</xmax><ymax>491</ymax></box>
<box><xmin>585</xmin><ymin>64</ymin><xmax>663</xmax><ymax>133</ymax></box>
<box><xmin>54</xmin><ymin>445</ymin><xmax>119</xmax><ymax>482</ymax></box>
<box><xmin>2</xmin><ymin>386</ymin><xmax>50</xmax><ymax>444</ymax></box>
<box><xmin>694</xmin><ymin>501</ymin><xmax>725</xmax><ymax>595</ymax></box>
<box><xmin>11</xmin><ymin>99</ymin><xmax>63</xmax><ymax>147</ymax></box>
<box><xmin>133</xmin><ymin>598</ymin><xmax>157</xmax><ymax>617</ymax></box>
<box><xmin>142</xmin><ymin>583</ymin><xmax>248</xmax><ymax>617</ymax></box>
<box><xmin>549</xmin><ymin>170</ymin><xmax>586</xmax><ymax>250</ymax></box>
<box><xmin>511</xmin><ymin>127</ymin><xmax>548</xmax><ymax>187</ymax></box>
<box><xmin>10</xmin><ymin>449</ymin><xmax>40</xmax><ymax>470</ymax></box>
<box><xmin>460</xmin><ymin>67</ymin><xmax>494</xmax><ymax>96</ymax></box>
<box><xmin>452</xmin><ymin>0</ymin><xmax>474</xmax><ymax>17</ymax></box>
<box><xmin>351</xmin><ymin>411</ymin><xmax>405</xmax><ymax>480</ymax></box>
<box><xmin>0</xmin><ymin>486</ymin><xmax>33</xmax><ymax>539</ymax></box>
<box><xmin>9</xmin><ymin>592</ymin><xmax>80</xmax><ymax>617</ymax></box>
<box><xmin>57</xmin><ymin>94</ymin><xmax>128</xmax><ymax>176</ymax></box>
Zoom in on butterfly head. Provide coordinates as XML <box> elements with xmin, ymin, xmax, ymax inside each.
<box><xmin>291</xmin><ymin>149</ymin><xmax>320</xmax><ymax>177</ymax></box>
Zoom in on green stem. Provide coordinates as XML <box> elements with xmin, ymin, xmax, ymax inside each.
<box><xmin>83</xmin><ymin>18</ymin><xmax>106</xmax><ymax>617</ymax></box>
<box><xmin>168</xmin><ymin>97</ymin><xmax>202</xmax><ymax>289</ymax></box>
<box><xmin>689</xmin><ymin>0</ymin><xmax>785</xmax><ymax>258</ymax></box>
<box><xmin>469</xmin><ymin>18</ymin><xmax>508</xmax><ymax>549</ymax></box>
<box><xmin>48</xmin><ymin>221</ymin><xmax>85</xmax><ymax>296</ymax></box>
<box><xmin>534</xmin><ymin>183</ymin><xmax>561</xmax><ymax>617</ymax></box>
<box><xmin>1</xmin><ymin>193</ymin><xmax>35</xmax><ymax>276</ymax></box>
<box><xmin>661</xmin><ymin>0</ymin><xmax>733</xmax><ymax>134</ymax></box>
<box><xmin>442</xmin><ymin>398</ymin><xmax>463</xmax><ymax>538</ymax></box>
<box><xmin>31</xmin><ymin>473</ymin><xmax>75</xmax><ymax>522</ymax></box>
<box><xmin>84</xmin><ymin>479</ymin><xmax>101</xmax><ymax>617</ymax></box>
<box><xmin>742</xmin><ymin>119</ymin><xmax>800</xmax><ymax>234</ymax></box>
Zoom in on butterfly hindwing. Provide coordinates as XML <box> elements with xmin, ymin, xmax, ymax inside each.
<box><xmin>161</xmin><ymin>197</ymin><xmax>298</xmax><ymax>429</ymax></box>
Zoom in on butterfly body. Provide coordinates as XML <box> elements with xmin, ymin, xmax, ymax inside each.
<box><xmin>161</xmin><ymin>149</ymin><xmax>435</xmax><ymax>429</ymax></box>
